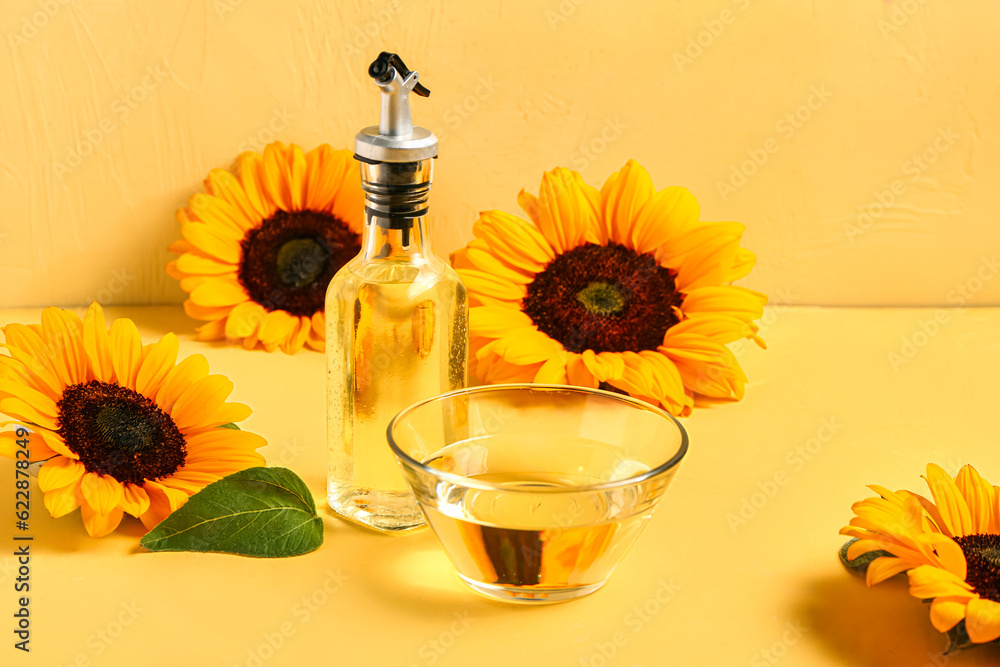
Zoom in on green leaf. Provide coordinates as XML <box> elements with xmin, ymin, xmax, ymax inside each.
<box><xmin>218</xmin><ymin>423</ymin><xmax>241</xmax><ymax>430</ymax></box>
<box><xmin>140</xmin><ymin>467</ymin><xmax>323</xmax><ymax>558</ymax></box>
<box><xmin>839</xmin><ymin>537</ymin><xmax>893</xmax><ymax>573</ymax></box>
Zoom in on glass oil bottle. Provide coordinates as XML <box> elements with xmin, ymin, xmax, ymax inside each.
<box><xmin>326</xmin><ymin>52</ymin><xmax>468</xmax><ymax>532</ymax></box>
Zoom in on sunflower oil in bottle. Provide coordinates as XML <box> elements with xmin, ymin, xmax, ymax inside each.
<box><xmin>326</xmin><ymin>52</ymin><xmax>468</xmax><ymax>532</ymax></box>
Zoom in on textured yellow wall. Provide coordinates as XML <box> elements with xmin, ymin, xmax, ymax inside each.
<box><xmin>1</xmin><ymin>0</ymin><xmax>997</xmax><ymax>307</ymax></box>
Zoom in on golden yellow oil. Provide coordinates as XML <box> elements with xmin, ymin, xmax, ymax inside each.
<box><xmin>421</xmin><ymin>434</ymin><xmax>653</xmax><ymax>597</ymax></box>
<box><xmin>327</xmin><ymin>260</ymin><xmax>467</xmax><ymax>531</ymax></box>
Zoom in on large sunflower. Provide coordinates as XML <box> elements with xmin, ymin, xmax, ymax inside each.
<box><xmin>167</xmin><ymin>142</ymin><xmax>364</xmax><ymax>354</ymax></box>
<box><xmin>450</xmin><ymin>160</ymin><xmax>766</xmax><ymax>416</ymax></box>
<box><xmin>841</xmin><ymin>464</ymin><xmax>1000</xmax><ymax>644</ymax></box>
<box><xmin>0</xmin><ymin>303</ymin><xmax>266</xmax><ymax>537</ymax></box>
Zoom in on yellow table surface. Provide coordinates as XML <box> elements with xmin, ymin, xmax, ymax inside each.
<box><xmin>2</xmin><ymin>305</ymin><xmax>999</xmax><ymax>667</ymax></box>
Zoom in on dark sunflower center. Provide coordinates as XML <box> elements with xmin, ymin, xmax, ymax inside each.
<box><xmin>522</xmin><ymin>243</ymin><xmax>682</xmax><ymax>354</ymax></box>
<box><xmin>58</xmin><ymin>380</ymin><xmax>187</xmax><ymax>486</ymax></box>
<box><xmin>239</xmin><ymin>209</ymin><xmax>360</xmax><ymax>317</ymax></box>
<box><xmin>576</xmin><ymin>281</ymin><xmax>626</xmax><ymax>316</ymax></box>
<box><xmin>954</xmin><ymin>534</ymin><xmax>1000</xmax><ymax>602</ymax></box>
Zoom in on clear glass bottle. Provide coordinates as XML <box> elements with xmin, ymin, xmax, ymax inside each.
<box><xmin>326</xmin><ymin>53</ymin><xmax>468</xmax><ymax>532</ymax></box>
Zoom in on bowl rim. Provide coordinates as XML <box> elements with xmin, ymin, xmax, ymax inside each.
<box><xmin>386</xmin><ymin>383</ymin><xmax>689</xmax><ymax>494</ymax></box>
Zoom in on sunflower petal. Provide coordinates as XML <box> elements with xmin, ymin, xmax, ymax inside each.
<box><xmin>0</xmin><ymin>428</ymin><xmax>56</xmax><ymax>461</ymax></box>
<box><xmin>237</xmin><ymin>150</ymin><xmax>279</xmax><ymax>221</ymax></box>
<box><xmin>155</xmin><ymin>354</ymin><xmax>210</xmax><ymax>414</ymax></box>
<box><xmin>470</xmin><ymin>306</ymin><xmax>535</xmax><ymax>338</ymax></box>
<box><xmin>0</xmin><ymin>397</ymin><xmax>58</xmax><ymax>429</ymax></box>
<box><xmin>224</xmin><ymin>301</ymin><xmax>267</xmax><ymax>340</ymax></box>
<box><xmin>304</xmin><ymin>145</ymin><xmax>349</xmax><ymax>212</ymax></box>
<box><xmin>108</xmin><ymin>317</ymin><xmax>143</xmax><ymax>390</ymax></box>
<box><xmin>203</xmin><ymin>167</ymin><xmax>263</xmax><ymax>229</ymax></box>
<box><xmin>930</xmin><ymin>596</ymin><xmax>972</xmax><ymax>633</ymax></box>
<box><xmin>908</xmin><ymin>564</ymin><xmax>974</xmax><ymax>599</ymax></box>
<box><xmin>80</xmin><ymin>503</ymin><xmax>125</xmax><ymax>538</ymax></box>
<box><xmin>955</xmin><ymin>465</ymin><xmax>994</xmax><ymax>534</ymax></box>
<box><xmin>82</xmin><ymin>302</ymin><xmax>115</xmax><ymax>383</ymax></box>
<box><xmin>43</xmin><ymin>481</ymin><xmax>83</xmax><ymax>518</ymax></box>
<box><xmin>190</xmin><ymin>277</ymin><xmax>250</xmax><ymax>308</ymax></box>
<box><xmin>535</xmin><ymin>167</ymin><xmax>602</xmax><ymax>253</ymax></box>
<box><xmin>473</xmin><ymin>210</ymin><xmax>555</xmax><ymax>272</ymax></box>
<box><xmin>40</xmin><ymin>307</ymin><xmax>86</xmax><ymax>387</ymax></box>
<box><xmin>630</xmin><ymin>185</ymin><xmax>700</xmax><ymax>256</ymax></box>
<box><xmin>38</xmin><ymin>457</ymin><xmax>86</xmax><ymax>492</ymax></box>
<box><xmin>140</xmin><ymin>480</ymin><xmax>190</xmax><ymax>530</ymax></box>
<box><xmin>181</xmin><ymin>222</ymin><xmax>243</xmax><ymax>265</ymax></box>
<box><xmin>170</xmin><ymin>375</ymin><xmax>236</xmax><ymax>430</ymax></box>
<box><xmin>257</xmin><ymin>310</ymin><xmax>298</xmax><ymax>346</ymax></box>
<box><xmin>135</xmin><ymin>333</ymin><xmax>179</xmax><ymax>401</ymax></box>
<box><xmin>966</xmin><ymin>598</ymin><xmax>1000</xmax><ymax>643</ymax></box>
<box><xmin>924</xmin><ymin>464</ymin><xmax>973</xmax><ymax>538</ymax></box>
<box><xmin>176</xmin><ymin>252</ymin><xmax>239</xmax><ymax>275</ymax></box>
<box><xmin>80</xmin><ymin>473</ymin><xmax>125</xmax><ymax>516</ymax></box>
<box><xmin>600</xmin><ymin>160</ymin><xmax>656</xmax><ymax>247</ymax></box>
<box><xmin>120</xmin><ymin>484</ymin><xmax>151</xmax><ymax>517</ymax></box>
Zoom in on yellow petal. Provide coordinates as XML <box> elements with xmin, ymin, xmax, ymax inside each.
<box><xmin>195</xmin><ymin>319</ymin><xmax>227</xmax><ymax>342</ymax></box>
<box><xmin>109</xmin><ymin>317</ymin><xmax>143</xmax><ymax>391</ymax></box>
<box><xmin>0</xmin><ymin>397</ymin><xmax>58</xmax><ymax>429</ymax></box>
<box><xmin>80</xmin><ymin>503</ymin><xmax>125</xmax><ymax>538</ymax></box>
<box><xmin>0</xmin><ymin>428</ymin><xmax>56</xmax><ymax>461</ymax></box>
<box><xmin>225</xmin><ymin>301</ymin><xmax>268</xmax><ymax>339</ymax></box>
<box><xmin>120</xmin><ymin>484</ymin><xmax>151</xmax><ymax>517</ymax></box>
<box><xmin>237</xmin><ymin>150</ymin><xmax>279</xmax><ymax>221</ymax></box>
<box><xmin>183</xmin><ymin>300</ymin><xmax>233</xmax><ymax>322</ymax></box>
<box><xmin>43</xmin><ymin>481</ymin><xmax>83</xmax><ymax>518</ymax></box>
<box><xmin>566</xmin><ymin>354</ymin><xmax>599</xmax><ymax>388</ymax></box>
<box><xmin>600</xmin><ymin>160</ymin><xmax>656</xmax><ymax>247</ymax></box>
<box><xmin>261</xmin><ymin>142</ymin><xmax>292</xmax><ymax>211</ymax></box>
<box><xmin>170</xmin><ymin>375</ymin><xmax>235</xmax><ymax>430</ymax></box>
<box><xmin>176</xmin><ymin>252</ymin><xmax>239</xmax><ymax>275</ymax></box>
<box><xmin>203</xmin><ymin>167</ymin><xmax>263</xmax><ymax>229</ymax></box>
<box><xmin>258</xmin><ymin>310</ymin><xmax>298</xmax><ymax>345</ymax></box>
<box><xmin>966</xmin><ymin>598</ymin><xmax>1000</xmax><ymax>643</ymax></box>
<box><xmin>280</xmin><ymin>316</ymin><xmax>312</xmax><ymax>355</ymax></box>
<box><xmin>181</xmin><ymin>222</ymin><xmax>243</xmax><ymax>265</ymax></box>
<box><xmin>457</xmin><ymin>269</ymin><xmax>527</xmax><ymax>302</ymax></box>
<box><xmin>328</xmin><ymin>158</ymin><xmax>365</xmax><ymax>232</ymax></box>
<box><xmin>0</xmin><ymin>379</ymin><xmax>58</xmax><ymax>419</ymax></box>
<box><xmin>865</xmin><ymin>555</ymin><xmax>912</xmax><ymax>586</ymax></box>
<box><xmin>533</xmin><ymin>353</ymin><xmax>568</xmax><ymax>383</ymax></box>
<box><xmin>924</xmin><ymin>463</ymin><xmax>973</xmax><ymax>537</ymax></box>
<box><xmin>955</xmin><ymin>464</ymin><xmax>994</xmax><ymax>534</ymax></box>
<box><xmin>139</xmin><ymin>480</ymin><xmax>190</xmax><ymax>530</ymax></box>
<box><xmin>135</xmin><ymin>333</ymin><xmax>179</xmax><ymax>401</ymax></box>
<box><xmin>907</xmin><ymin>564</ymin><xmax>974</xmax><ymax>599</ymax></box>
<box><xmin>155</xmin><ymin>354</ymin><xmax>210</xmax><ymax>414</ymax></box>
<box><xmin>80</xmin><ymin>473</ymin><xmax>125</xmax><ymax>516</ymax></box>
<box><xmin>930</xmin><ymin>596</ymin><xmax>972</xmax><ymax>632</ymax></box>
<box><xmin>82</xmin><ymin>302</ymin><xmax>115</xmax><ymax>382</ymax></box>
<box><xmin>303</xmin><ymin>144</ymin><xmax>350</xmax><ymax>212</ymax></box>
<box><xmin>1</xmin><ymin>324</ymin><xmax>65</xmax><ymax>395</ymax></box>
<box><xmin>470</xmin><ymin>306</ymin><xmax>535</xmax><ymax>338</ymax></box>
<box><xmin>535</xmin><ymin>167</ymin><xmax>602</xmax><ymax>254</ymax></box>
<box><xmin>40</xmin><ymin>307</ymin><xmax>86</xmax><ymax>387</ymax></box>
<box><xmin>36</xmin><ymin>428</ymin><xmax>77</xmax><ymax>459</ymax></box>
<box><xmin>630</xmin><ymin>185</ymin><xmax>700</xmax><ymax>256</ymax></box>
<box><xmin>190</xmin><ymin>278</ymin><xmax>250</xmax><ymax>308</ymax></box>
<box><xmin>473</xmin><ymin>210</ymin><xmax>555</xmax><ymax>272</ymax></box>
<box><xmin>188</xmin><ymin>193</ymin><xmax>249</xmax><ymax>236</ymax></box>
<box><xmin>38</xmin><ymin>457</ymin><xmax>86</xmax><ymax>492</ymax></box>
<box><xmin>185</xmin><ymin>427</ymin><xmax>267</xmax><ymax>453</ymax></box>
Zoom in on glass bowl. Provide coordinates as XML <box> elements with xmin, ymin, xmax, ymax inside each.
<box><xmin>388</xmin><ymin>384</ymin><xmax>688</xmax><ymax>604</ymax></box>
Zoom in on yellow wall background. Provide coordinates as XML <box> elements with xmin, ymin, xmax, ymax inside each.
<box><xmin>0</xmin><ymin>0</ymin><xmax>997</xmax><ymax>308</ymax></box>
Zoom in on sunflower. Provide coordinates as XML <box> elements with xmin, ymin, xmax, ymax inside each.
<box><xmin>167</xmin><ymin>142</ymin><xmax>364</xmax><ymax>354</ymax></box>
<box><xmin>450</xmin><ymin>160</ymin><xmax>766</xmax><ymax>416</ymax></box>
<box><xmin>0</xmin><ymin>303</ymin><xmax>266</xmax><ymax>537</ymax></box>
<box><xmin>841</xmin><ymin>464</ymin><xmax>1000</xmax><ymax>644</ymax></box>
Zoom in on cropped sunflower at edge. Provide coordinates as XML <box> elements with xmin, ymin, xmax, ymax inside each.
<box><xmin>841</xmin><ymin>464</ymin><xmax>1000</xmax><ymax>646</ymax></box>
<box><xmin>0</xmin><ymin>303</ymin><xmax>266</xmax><ymax>537</ymax></box>
<box><xmin>167</xmin><ymin>142</ymin><xmax>364</xmax><ymax>354</ymax></box>
<box><xmin>450</xmin><ymin>159</ymin><xmax>767</xmax><ymax>416</ymax></box>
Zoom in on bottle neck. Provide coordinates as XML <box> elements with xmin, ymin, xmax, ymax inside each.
<box><xmin>360</xmin><ymin>216</ymin><xmax>431</xmax><ymax>261</ymax></box>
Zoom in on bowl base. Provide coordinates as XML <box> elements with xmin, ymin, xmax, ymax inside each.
<box><xmin>457</xmin><ymin>575</ymin><xmax>606</xmax><ymax>604</ymax></box>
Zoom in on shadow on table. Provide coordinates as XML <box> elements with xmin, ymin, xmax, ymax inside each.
<box><xmin>796</xmin><ymin>573</ymin><xmax>1000</xmax><ymax>666</ymax></box>
<box><xmin>321</xmin><ymin>510</ymin><xmax>530</xmax><ymax>619</ymax></box>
